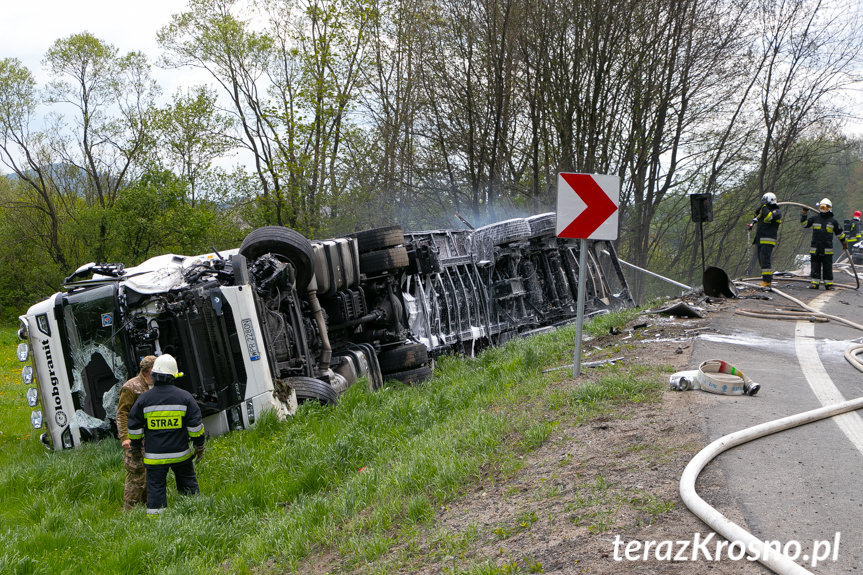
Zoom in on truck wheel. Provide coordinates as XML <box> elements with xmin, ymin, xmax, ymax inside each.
<box><xmin>239</xmin><ymin>227</ymin><xmax>315</xmax><ymax>290</ymax></box>
<box><xmin>377</xmin><ymin>343</ymin><xmax>429</xmax><ymax>373</ymax></box>
<box><xmin>360</xmin><ymin>246</ymin><xmax>410</xmax><ymax>275</ymax></box>
<box><xmin>349</xmin><ymin>226</ymin><xmax>404</xmax><ymax>253</ymax></box>
<box><xmin>384</xmin><ymin>366</ymin><xmax>433</xmax><ymax>385</ymax></box>
<box><xmin>472</xmin><ymin>218</ymin><xmax>531</xmax><ymax>245</ymax></box>
<box><xmin>526</xmin><ymin>213</ymin><xmax>556</xmax><ymax>238</ymax></box>
<box><xmin>287</xmin><ymin>376</ymin><xmax>339</xmax><ymax>405</ymax></box>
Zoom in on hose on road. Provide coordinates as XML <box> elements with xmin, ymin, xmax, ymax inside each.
<box><xmin>681</xmin><ymin>397</ymin><xmax>863</xmax><ymax>575</ymax></box>
<box><xmin>683</xmin><ymin>281</ymin><xmax>863</xmax><ymax>574</ymax></box>
<box><xmin>734</xmin><ymin>282</ymin><xmax>863</xmax><ymax>336</ymax></box>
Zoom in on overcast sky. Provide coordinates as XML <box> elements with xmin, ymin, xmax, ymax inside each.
<box><xmin>3</xmin><ymin>1</ymin><xmax>862</xmax><ymax>142</ymax></box>
<box><xmin>1</xmin><ymin>0</ymin><xmax>197</xmax><ymax>96</ymax></box>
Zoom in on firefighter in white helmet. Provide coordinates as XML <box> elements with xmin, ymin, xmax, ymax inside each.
<box><xmin>127</xmin><ymin>354</ymin><xmax>205</xmax><ymax>515</ymax></box>
<box><xmin>747</xmin><ymin>192</ymin><xmax>782</xmax><ymax>287</ymax></box>
<box><xmin>800</xmin><ymin>198</ymin><xmax>847</xmax><ymax>290</ymax></box>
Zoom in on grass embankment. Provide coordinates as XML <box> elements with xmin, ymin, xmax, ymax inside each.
<box><xmin>0</xmin><ymin>307</ymin><xmax>665</xmax><ymax>575</ymax></box>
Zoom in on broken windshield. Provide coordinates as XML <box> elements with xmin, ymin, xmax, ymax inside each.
<box><xmin>62</xmin><ymin>285</ymin><xmax>130</xmax><ymax>432</ymax></box>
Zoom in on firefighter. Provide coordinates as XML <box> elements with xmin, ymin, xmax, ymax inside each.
<box><xmin>849</xmin><ymin>210</ymin><xmax>862</xmax><ymax>249</ymax></box>
<box><xmin>800</xmin><ymin>198</ymin><xmax>847</xmax><ymax>290</ymax></box>
<box><xmin>127</xmin><ymin>354</ymin><xmax>205</xmax><ymax>515</ymax></box>
<box><xmin>116</xmin><ymin>355</ymin><xmax>156</xmax><ymax>511</ymax></box>
<box><xmin>747</xmin><ymin>192</ymin><xmax>782</xmax><ymax>287</ymax></box>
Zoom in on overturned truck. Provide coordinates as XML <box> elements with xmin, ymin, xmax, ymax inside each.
<box><xmin>16</xmin><ymin>214</ymin><xmax>634</xmax><ymax>450</ymax></box>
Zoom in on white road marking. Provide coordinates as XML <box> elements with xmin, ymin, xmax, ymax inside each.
<box><xmin>794</xmin><ymin>292</ymin><xmax>863</xmax><ymax>456</ymax></box>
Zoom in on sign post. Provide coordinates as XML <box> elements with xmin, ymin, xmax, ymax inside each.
<box><xmin>556</xmin><ymin>173</ymin><xmax>620</xmax><ymax>377</ymax></box>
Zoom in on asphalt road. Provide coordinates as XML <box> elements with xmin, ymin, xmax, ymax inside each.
<box><xmin>689</xmin><ymin>278</ymin><xmax>863</xmax><ymax>574</ymax></box>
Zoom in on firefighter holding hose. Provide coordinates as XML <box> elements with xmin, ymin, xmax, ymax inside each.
<box><xmin>800</xmin><ymin>198</ymin><xmax>847</xmax><ymax>290</ymax></box>
<box><xmin>747</xmin><ymin>192</ymin><xmax>782</xmax><ymax>287</ymax></box>
<box><xmin>849</xmin><ymin>211</ymin><xmax>862</xmax><ymax>249</ymax></box>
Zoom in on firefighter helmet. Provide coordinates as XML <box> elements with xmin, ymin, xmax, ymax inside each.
<box><xmin>152</xmin><ymin>354</ymin><xmax>181</xmax><ymax>378</ymax></box>
<box><xmin>761</xmin><ymin>192</ymin><xmax>777</xmax><ymax>204</ymax></box>
<box><xmin>854</xmin><ymin>210</ymin><xmax>861</xmax><ymax>219</ymax></box>
<box><xmin>819</xmin><ymin>198</ymin><xmax>832</xmax><ymax>212</ymax></box>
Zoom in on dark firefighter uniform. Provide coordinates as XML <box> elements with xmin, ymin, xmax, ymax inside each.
<box><xmin>800</xmin><ymin>207</ymin><xmax>847</xmax><ymax>289</ymax></box>
<box><xmin>850</xmin><ymin>213</ymin><xmax>862</xmax><ymax>248</ymax></box>
<box><xmin>750</xmin><ymin>202</ymin><xmax>782</xmax><ymax>285</ymax></box>
<box><xmin>127</xmin><ymin>365</ymin><xmax>205</xmax><ymax>515</ymax></box>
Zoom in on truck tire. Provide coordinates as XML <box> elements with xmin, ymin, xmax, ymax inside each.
<box><xmin>349</xmin><ymin>226</ymin><xmax>404</xmax><ymax>253</ymax></box>
<box><xmin>384</xmin><ymin>366</ymin><xmax>433</xmax><ymax>385</ymax></box>
<box><xmin>526</xmin><ymin>213</ymin><xmax>556</xmax><ymax>238</ymax></box>
<box><xmin>287</xmin><ymin>376</ymin><xmax>339</xmax><ymax>405</ymax></box>
<box><xmin>239</xmin><ymin>227</ymin><xmax>315</xmax><ymax>290</ymax></box>
<box><xmin>472</xmin><ymin>218</ymin><xmax>532</xmax><ymax>245</ymax></box>
<box><xmin>360</xmin><ymin>246</ymin><xmax>410</xmax><ymax>275</ymax></box>
<box><xmin>377</xmin><ymin>343</ymin><xmax>429</xmax><ymax>373</ymax></box>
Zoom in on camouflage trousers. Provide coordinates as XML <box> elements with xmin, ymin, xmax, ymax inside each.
<box><xmin>123</xmin><ymin>450</ymin><xmax>147</xmax><ymax>510</ymax></box>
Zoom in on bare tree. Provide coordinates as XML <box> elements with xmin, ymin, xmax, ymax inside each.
<box><xmin>159</xmin><ymin>0</ymin><xmax>373</xmax><ymax>235</ymax></box>
<box><xmin>155</xmin><ymin>86</ymin><xmax>236</xmax><ymax>205</ymax></box>
<box><xmin>0</xmin><ymin>33</ymin><xmax>159</xmax><ymax>265</ymax></box>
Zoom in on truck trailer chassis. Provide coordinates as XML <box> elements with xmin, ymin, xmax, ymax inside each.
<box><xmin>16</xmin><ymin>214</ymin><xmax>633</xmax><ymax>451</ymax></box>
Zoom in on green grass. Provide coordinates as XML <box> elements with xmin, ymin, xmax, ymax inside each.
<box><xmin>0</xmin><ymin>326</ymin><xmax>44</xmax><ymax>460</ymax></box>
<box><xmin>0</xmin><ymin>312</ymin><xmax>666</xmax><ymax>574</ymax></box>
<box><xmin>583</xmin><ymin>306</ymin><xmax>645</xmax><ymax>338</ymax></box>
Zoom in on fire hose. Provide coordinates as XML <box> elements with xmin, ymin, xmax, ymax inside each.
<box><xmin>670</xmin><ymin>359</ymin><xmax>760</xmax><ymax>396</ymax></box>
<box><xmin>681</xmin><ymin>397</ymin><xmax>863</xmax><ymax>575</ymax></box>
<box><xmin>682</xmin><ymin>282</ymin><xmax>863</xmax><ymax>574</ymax></box>
<box><xmin>735</xmin><ymin>282</ymin><xmax>863</xmax><ymax>375</ymax></box>
<box><xmin>735</xmin><ymin>282</ymin><xmax>863</xmax><ymax>338</ymax></box>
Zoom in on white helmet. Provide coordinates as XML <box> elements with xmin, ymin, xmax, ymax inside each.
<box><xmin>152</xmin><ymin>354</ymin><xmax>181</xmax><ymax>378</ymax></box>
<box><xmin>761</xmin><ymin>192</ymin><xmax>777</xmax><ymax>204</ymax></box>
<box><xmin>819</xmin><ymin>198</ymin><xmax>832</xmax><ymax>211</ymax></box>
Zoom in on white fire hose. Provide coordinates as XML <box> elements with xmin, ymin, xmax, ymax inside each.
<box><xmin>680</xmin><ymin>397</ymin><xmax>863</xmax><ymax>575</ymax></box>
<box><xmin>670</xmin><ymin>359</ymin><xmax>760</xmax><ymax>396</ymax></box>
<box><xmin>681</xmin><ymin>282</ymin><xmax>863</xmax><ymax>574</ymax></box>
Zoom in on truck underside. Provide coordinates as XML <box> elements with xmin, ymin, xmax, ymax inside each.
<box><xmin>17</xmin><ymin>213</ymin><xmax>634</xmax><ymax>450</ymax></box>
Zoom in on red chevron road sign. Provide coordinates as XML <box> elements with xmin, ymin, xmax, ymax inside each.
<box><xmin>556</xmin><ymin>173</ymin><xmax>619</xmax><ymax>240</ymax></box>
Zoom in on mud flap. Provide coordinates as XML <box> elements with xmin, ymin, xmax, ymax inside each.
<box><xmin>702</xmin><ymin>266</ymin><xmax>738</xmax><ymax>298</ymax></box>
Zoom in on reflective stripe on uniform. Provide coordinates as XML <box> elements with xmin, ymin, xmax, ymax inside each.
<box><xmin>128</xmin><ymin>427</ymin><xmax>144</xmax><ymax>438</ymax></box>
<box><xmin>187</xmin><ymin>423</ymin><xmax>205</xmax><ymax>437</ymax></box>
<box><xmin>143</xmin><ymin>404</ymin><xmax>187</xmax><ymax>414</ymax></box>
<box><xmin>144</xmin><ymin>448</ymin><xmax>192</xmax><ymax>465</ymax></box>
<box><xmin>759</xmin><ymin>238</ymin><xmax>776</xmax><ymax>245</ymax></box>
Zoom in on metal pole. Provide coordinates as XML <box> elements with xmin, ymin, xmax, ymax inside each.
<box><xmin>573</xmin><ymin>238</ymin><xmax>588</xmax><ymax>377</ymax></box>
<box><xmin>605</xmin><ymin>251</ymin><xmax>692</xmax><ymax>290</ymax></box>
